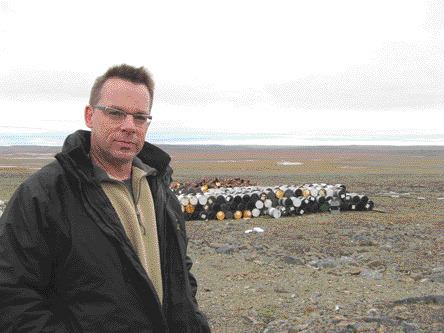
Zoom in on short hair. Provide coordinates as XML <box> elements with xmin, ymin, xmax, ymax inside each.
<box><xmin>89</xmin><ymin>64</ymin><xmax>155</xmax><ymax>110</ymax></box>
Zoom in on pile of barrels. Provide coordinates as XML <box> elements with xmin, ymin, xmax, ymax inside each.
<box><xmin>173</xmin><ymin>183</ymin><xmax>374</xmax><ymax>221</ymax></box>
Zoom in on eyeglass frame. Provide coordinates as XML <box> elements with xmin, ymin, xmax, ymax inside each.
<box><xmin>92</xmin><ymin>105</ymin><xmax>152</xmax><ymax>126</ymax></box>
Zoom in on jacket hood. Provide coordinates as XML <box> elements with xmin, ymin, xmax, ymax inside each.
<box><xmin>60</xmin><ymin>130</ymin><xmax>171</xmax><ymax>175</ymax></box>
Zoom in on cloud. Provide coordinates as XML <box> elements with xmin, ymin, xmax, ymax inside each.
<box><xmin>264</xmin><ymin>41</ymin><xmax>444</xmax><ymax>111</ymax></box>
<box><xmin>156</xmin><ymin>83</ymin><xmax>265</xmax><ymax>107</ymax></box>
<box><xmin>2</xmin><ymin>36</ymin><xmax>442</xmax><ymax>113</ymax></box>
<box><xmin>153</xmin><ymin>37</ymin><xmax>444</xmax><ymax>111</ymax></box>
<box><xmin>0</xmin><ymin>68</ymin><xmax>93</xmax><ymax>102</ymax></box>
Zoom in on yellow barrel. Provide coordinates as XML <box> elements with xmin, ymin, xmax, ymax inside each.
<box><xmin>216</xmin><ymin>211</ymin><xmax>225</xmax><ymax>220</ymax></box>
<box><xmin>243</xmin><ymin>210</ymin><xmax>252</xmax><ymax>218</ymax></box>
<box><xmin>185</xmin><ymin>204</ymin><xmax>195</xmax><ymax>214</ymax></box>
<box><xmin>234</xmin><ymin>210</ymin><xmax>242</xmax><ymax>220</ymax></box>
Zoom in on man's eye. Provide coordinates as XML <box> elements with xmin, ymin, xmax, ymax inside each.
<box><xmin>108</xmin><ymin>110</ymin><xmax>123</xmax><ymax>117</ymax></box>
<box><xmin>134</xmin><ymin>114</ymin><xmax>148</xmax><ymax>121</ymax></box>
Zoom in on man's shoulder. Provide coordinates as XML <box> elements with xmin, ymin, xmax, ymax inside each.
<box><xmin>18</xmin><ymin>160</ymin><xmax>66</xmax><ymax>196</ymax></box>
<box><xmin>27</xmin><ymin>159</ymin><xmax>64</xmax><ymax>182</ymax></box>
<box><xmin>2</xmin><ymin>160</ymin><xmax>67</xmax><ymax>216</ymax></box>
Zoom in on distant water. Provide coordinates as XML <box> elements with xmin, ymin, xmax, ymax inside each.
<box><xmin>0</xmin><ymin>131</ymin><xmax>443</xmax><ymax>146</ymax></box>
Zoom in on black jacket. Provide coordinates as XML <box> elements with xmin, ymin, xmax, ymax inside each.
<box><xmin>0</xmin><ymin>130</ymin><xmax>211</xmax><ymax>333</ymax></box>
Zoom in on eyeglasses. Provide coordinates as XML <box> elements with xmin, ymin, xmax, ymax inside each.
<box><xmin>93</xmin><ymin>105</ymin><xmax>152</xmax><ymax>126</ymax></box>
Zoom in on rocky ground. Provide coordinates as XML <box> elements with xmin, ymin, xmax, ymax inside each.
<box><xmin>163</xmin><ymin>145</ymin><xmax>444</xmax><ymax>333</ymax></box>
<box><xmin>187</xmin><ymin>195</ymin><xmax>443</xmax><ymax>332</ymax></box>
<box><xmin>1</xmin><ymin>145</ymin><xmax>443</xmax><ymax>332</ymax></box>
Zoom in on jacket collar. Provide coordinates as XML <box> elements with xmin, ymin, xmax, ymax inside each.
<box><xmin>61</xmin><ymin>130</ymin><xmax>171</xmax><ymax>176</ymax></box>
<box><xmin>93</xmin><ymin>157</ymin><xmax>158</xmax><ymax>183</ymax></box>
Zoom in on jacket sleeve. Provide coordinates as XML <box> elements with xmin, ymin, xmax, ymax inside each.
<box><xmin>164</xmin><ymin>176</ymin><xmax>211</xmax><ymax>332</ymax></box>
<box><xmin>0</xmin><ymin>183</ymin><xmax>68</xmax><ymax>333</ymax></box>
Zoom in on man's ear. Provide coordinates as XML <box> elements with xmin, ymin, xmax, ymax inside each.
<box><xmin>84</xmin><ymin>105</ymin><xmax>93</xmax><ymax>129</ymax></box>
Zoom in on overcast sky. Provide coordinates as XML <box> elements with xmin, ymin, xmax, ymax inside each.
<box><xmin>1</xmin><ymin>0</ymin><xmax>443</xmax><ymax>145</ymax></box>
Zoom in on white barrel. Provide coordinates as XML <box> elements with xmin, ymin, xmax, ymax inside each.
<box><xmin>291</xmin><ymin>197</ymin><xmax>302</xmax><ymax>207</ymax></box>
<box><xmin>188</xmin><ymin>195</ymin><xmax>198</xmax><ymax>206</ymax></box>
<box><xmin>196</xmin><ymin>194</ymin><xmax>208</xmax><ymax>205</ymax></box>
<box><xmin>179</xmin><ymin>195</ymin><xmax>189</xmax><ymax>206</ymax></box>
<box><xmin>252</xmin><ymin>208</ymin><xmax>261</xmax><ymax>217</ymax></box>
<box><xmin>310</xmin><ymin>188</ymin><xmax>319</xmax><ymax>197</ymax></box>
<box><xmin>268</xmin><ymin>207</ymin><xmax>281</xmax><ymax>219</ymax></box>
<box><xmin>255</xmin><ymin>200</ymin><xmax>264</xmax><ymax>209</ymax></box>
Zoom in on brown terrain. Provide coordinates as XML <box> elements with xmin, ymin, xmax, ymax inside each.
<box><xmin>0</xmin><ymin>145</ymin><xmax>443</xmax><ymax>332</ymax></box>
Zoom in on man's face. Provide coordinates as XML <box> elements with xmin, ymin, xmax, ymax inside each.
<box><xmin>85</xmin><ymin>78</ymin><xmax>151</xmax><ymax>165</ymax></box>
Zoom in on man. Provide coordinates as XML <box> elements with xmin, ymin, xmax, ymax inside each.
<box><xmin>0</xmin><ymin>64</ymin><xmax>211</xmax><ymax>332</ymax></box>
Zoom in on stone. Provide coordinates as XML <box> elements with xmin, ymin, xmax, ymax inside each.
<box><xmin>308</xmin><ymin>257</ymin><xmax>338</xmax><ymax>269</ymax></box>
<box><xmin>367</xmin><ymin>260</ymin><xmax>386</xmax><ymax>270</ymax></box>
<box><xmin>215</xmin><ymin>244</ymin><xmax>239</xmax><ymax>254</ymax></box>
<box><xmin>349</xmin><ymin>268</ymin><xmax>363</xmax><ymax>275</ymax></box>
<box><xmin>360</xmin><ymin>269</ymin><xmax>383</xmax><ymax>280</ymax></box>
<box><xmin>352</xmin><ymin>234</ymin><xmax>379</xmax><ymax>246</ymax></box>
<box><xmin>273</xmin><ymin>287</ymin><xmax>289</xmax><ymax>294</ymax></box>
<box><xmin>428</xmin><ymin>271</ymin><xmax>444</xmax><ymax>283</ymax></box>
<box><xmin>262</xmin><ymin>319</ymin><xmax>296</xmax><ymax>333</ymax></box>
<box><xmin>282</xmin><ymin>256</ymin><xmax>305</xmax><ymax>265</ymax></box>
<box><xmin>409</xmin><ymin>272</ymin><xmax>423</xmax><ymax>281</ymax></box>
<box><xmin>208</xmin><ymin>242</ymin><xmax>225</xmax><ymax>249</ymax></box>
<box><xmin>338</xmin><ymin>256</ymin><xmax>355</xmax><ymax>265</ymax></box>
<box><xmin>431</xmin><ymin>266</ymin><xmax>444</xmax><ymax>273</ymax></box>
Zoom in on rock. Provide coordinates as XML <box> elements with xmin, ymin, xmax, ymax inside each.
<box><xmin>360</xmin><ymin>269</ymin><xmax>383</xmax><ymax>280</ymax></box>
<box><xmin>333</xmin><ymin>320</ymin><xmax>358</xmax><ymax>332</ymax></box>
<box><xmin>273</xmin><ymin>287</ymin><xmax>289</xmax><ymax>294</ymax></box>
<box><xmin>338</xmin><ymin>256</ymin><xmax>355</xmax><ymax>265</ymax></box>
<box><xmin>428</xmin><ymin>271</ymin><xmax>444</xmax><ymax>283</ymax></box>
<box><xmin>402</xmin><ymin>321</ymin><xmax>420</xmax><ymax>333</ymax></box>
<box><xmin>367</xmin><ymin>308</ymin><xmax>380</xmax><ymax>316</ymax></box>
<box><xmin>282</xmin><ymin>256</ymin><xmax>305</xmax><ymax>265</ymax></box>
<box><xmin>349</xmin><ymin>267</ymin><xmax>363</xmax><ymax>275</ymax></box>
<box><xmin>409</xmin><ymin>272</ymin><xmax>423</xmax><ymax>281</ymax></box>
<box><xmin>308</xmin><ymin>257</ymin><xmax>338</xmax><ymax>269</ymax></box>
<box><xmin>367</xmin><ymin>260</ymin><xmax>386</xmax><ymax>270</ymax></box>
<box><xmin>431</xmin><ymin>266</ymin><xmax>444</xmax><ymax>273</ymax></box>
<box><xmin>253</xmin><ymin>244</ymin><xmax>266</xmax><ymax>251</ymax></box>
<box><xmin>262</xmin><ymin>319</ymin><xmax>297</xmax><ymax>333</ymax></box>
<box><xmin>215</xmin><ymin>244</ymin><xmax>239</xmax><ymax>254</ymax></box>
<box><xmin>381</xmin><ymin>243</ymin><xmax>393</xmax><ymax>251</ymax></box>
<box><xmin>352</xmin><ymin>234</ymin><xmax>378</xmax><ymax>246</ymax></box>
<box><xmin>398</xmin><ymin>276</ymin><xmax>415</xmax><ymax>283</ymax></box>
<box><xmin>393</xmin><ymin>295</ymin><xmax>444</xmax><ymax>305</ymax></box>
<box><xmin>208</xmin><ymin>242</ymin><xmax>225</xmax><ymax>249</ymax></box>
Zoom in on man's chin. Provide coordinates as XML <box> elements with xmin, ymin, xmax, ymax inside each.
<box><xmin>111</xmin><ymin>150</ymin><xmax>138</xmax><ymax>163</ymax></box>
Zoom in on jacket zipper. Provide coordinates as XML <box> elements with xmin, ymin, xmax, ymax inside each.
<box><xmin>115</xmin><ymin>181</ymin><xmax>147</xmax><ymax>235</ymax></box>
<box><xmin>134</xmin><ymin>174</ymin><xmax>147</xmax><ymax>235</ymax></box>
<box><xmin>135</xmin><ymin>205</ymin><xmax>146</xmax><ymax>235</ymax></box>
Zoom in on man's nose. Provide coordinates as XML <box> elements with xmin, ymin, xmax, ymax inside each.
<box><xmin>120</xmin><ymin>114</ymin><xmax>137</xmax><ymax>131</ymax></box>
